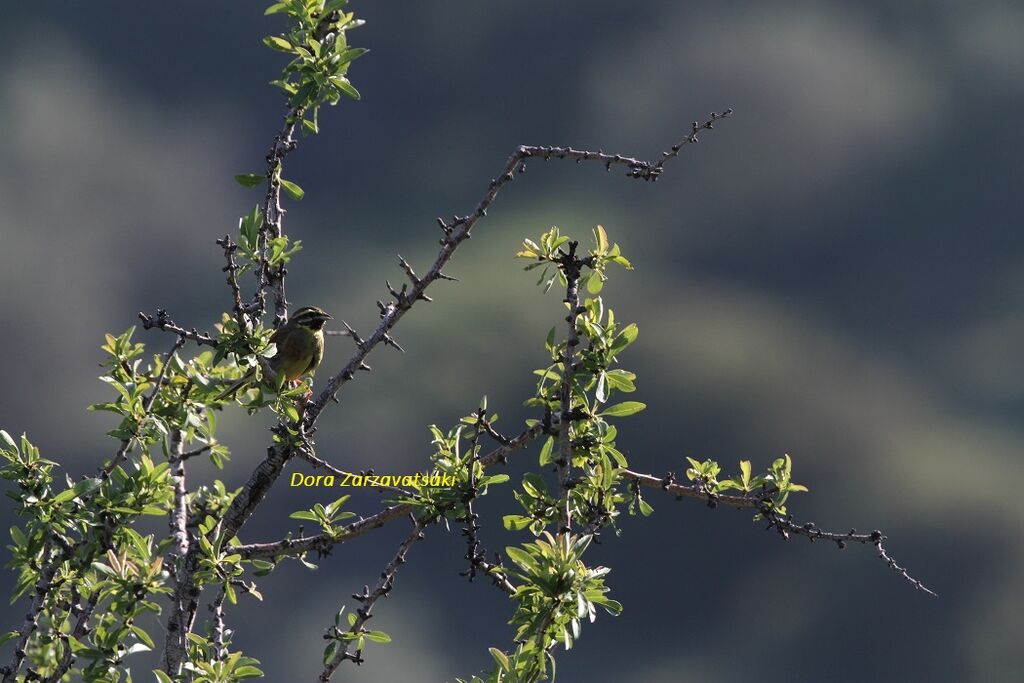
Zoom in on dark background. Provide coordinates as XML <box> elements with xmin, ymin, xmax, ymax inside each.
<box><xmin>1</xmin><ymin>2</ymin><xmax>1022</xmax><ymax>681</ymax></box>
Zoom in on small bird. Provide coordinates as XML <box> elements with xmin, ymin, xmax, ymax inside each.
<box><xmin>216</xmin><ymin>306</ymin><xmax>332</xmax><ymax>401</ymax></box>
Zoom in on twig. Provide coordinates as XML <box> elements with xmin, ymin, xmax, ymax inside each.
<box><xmin>181</xmin><ymin>443</ymin><xmax>215</xmax><ymax>461</ymax></box>
<box><xmin>556</xmin><ymin>241</ymin><xmax>584</xmax><ymax>532</ymax></box>
<box><xmin>210</xmin><ymin>588</ymin><xmax>229</xmax><ymax>661</ymax></box>
<box><xmin>234</xmin><ymin>422</ymin><xmax>545</xmax><ymax>561</ymax></box>
<box><xmin>305</xmin><ymin>115</ymin><xmax>731</xmax><ymax>426</ymax></box>
<box><xmin>0</xmin><ymin>549</ymin><xmax>63</xmax><ymax>683</ymax></box>
<box><xmin>217</xmin><ymin>235</ymin><xmax>247</xmax><ymax>328</ymax></box>
<box><xmin>44</xmin><ymin>588</ymin><xmax>99</xmax><ymax>683</ymax></box>
<box><xmin>138</xmin><ymin>309</ymin><xmax>218</xmax><ymax>348</ymax></box>
<box><xmin>252</xmin><ymin>107</ymin><xmax>302</xmax><ymax>326</ymax></box>
<box><xmin>652</xmin><ymin>110</ymin><xmax>733</xmax><ymax>175</ymax></box>
<box><xmin>460</xmin><ymin>408</ymin><xmax>487</xmax><ymax>581</ymax></box>
<box><xmin>102</xmin><ymin>336</ymin><xmax>185</xmax><ymax>478</ymax></box>
<box><xmin>621</xmin><ymin>468</ymin><xmax>936</xmax><ymax>595</ymax></box>
<box><xmin>318</xmin><ymin>517</ymin><xmax>427</xmax><ymax>680</ymax></box>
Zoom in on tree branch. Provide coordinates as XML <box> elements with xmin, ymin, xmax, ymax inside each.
<box><xmin>252</xmin><ymin>108</ymin><xmax>302</xmax><ymax>326</ymax></box>
<box><xmin>234</xmin><ymin>422</ymin><xmax>545</xmax><ymax>561</ymax></box>
<box><xmin>620</xmin><ymin>468</ymin><xmax>936</xmax><ymax>595</ymax></box>
<box><xmin>556</xmin><ymin>242</ymin><xmax>584</xmax><ymax>532</ymax></box>
<box><xmin>318</xmin><ymin>517</ymin><xmax>428</xmax><ymax>680</ymax></box>
<box><xmin>138</xmin><ymin>309</ymin><xmax>218</xmax><ymax>348</ymax></box>
<box><xmin>304</xmin><ymin>112</ymin><xmax>732</xmax><ymax>426</ymax></box>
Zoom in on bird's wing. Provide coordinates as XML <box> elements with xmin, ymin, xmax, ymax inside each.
<box><xmin>304</xmin><ymin>334</ymin><xmax>325</xmax><ymax>376</ymax></box>
<box><xmin>272</xmin><ymin>328</ymin><xmax>316</xmax><ymax>381</ymax></box>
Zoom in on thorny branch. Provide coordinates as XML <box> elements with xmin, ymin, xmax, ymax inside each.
<box><xmin>234</xmin><ymin>423</ymin><xmax>546</xmax><ymax>561</ymax></box>
<box><xmin>211</xmin><ymin>588</ymin><xmax>229</xmax><ymax>662</ymax></box>
<box><xmin>138</xmin><ymin>309</ymin><xmax>218</xmax><ymax>348</ymax></box>
<box><xmin>318</xmin><ymin>518</ymin><xmax>428</xmax><ymax>681</ymax></box>
<box><xmin>458</xmin><ymin>407</ymin><xmax>515</xmax><ymax>596</ymax></box>
<box><xmin>557</xmin><ymin>241</ymin><xmax>584</xmax><ymax>533</ymax></box>
<box><xmin>304</xmin><ymin>110</ymin><xmax>734</xmax><ymax>427</ymax></box>
<box><xmin>622</xmin><ymin>469</ymin><xmax>936</xmax><ymax>595</ymax></box>
<box><xmin>252</xmin><ymin>107</ymin><xmax>302</xmax><ymax>326</ymax></box>
<box><xmin>217</xmin><ymin>235</ymin><xmax>247</xmax><ymax>329</ymax></box>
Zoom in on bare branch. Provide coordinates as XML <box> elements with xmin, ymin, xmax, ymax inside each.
<box><xmin>139</xmin><ymin>309</ymin><xmax>218</xmax><ymax>348</ymax></box>
<box><xmin>305</xmin><ymin>115</ymin><xmax>731</xmax><ymax>426</ymax></box>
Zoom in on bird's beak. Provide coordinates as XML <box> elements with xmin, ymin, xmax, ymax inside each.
<box><xmin>321</xmin><ymin>313</ymin><xmax>334</xmax><ymax>321</ymax></box>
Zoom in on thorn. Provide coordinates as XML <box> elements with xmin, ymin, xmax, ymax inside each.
<box><xmin>398</xmin><ymin>255</ymin><xmax>419</xmax><ymax>283</ymax></box>
<box><xmin>382</xmin><ymin>334</ymin><xmax>405</xmax><ymax>353</ymax></box>
<box><xmin>341</xmin><ymin>320</ymin><xmax>364</xmax><ymax>347</ymax></box>
<box><xmin>436</xmin><ymin>271</ymin><xmax>458</xmax><ymax>282</ymax></box>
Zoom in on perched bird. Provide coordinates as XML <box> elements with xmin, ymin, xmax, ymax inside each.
<box><xmin>216</xmin><ymin>306</ymin><xmax>332</xmax><ymax>401</ymax></box>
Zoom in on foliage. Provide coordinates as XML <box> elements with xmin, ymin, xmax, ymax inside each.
<box><xmin>0</xmin><ymin>2</ymin><xmax>925</xmax><ymax>683</ymax></box>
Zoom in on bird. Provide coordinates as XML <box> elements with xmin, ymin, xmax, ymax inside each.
<box><xmin>216</xmin><ymin>305</ymin><xmax>332</xmax><ymax>401</ymax></box>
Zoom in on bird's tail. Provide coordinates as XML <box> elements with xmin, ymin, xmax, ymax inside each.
<box><xmin>214</xmin><ymin>368</ymin><xmax>258</xmax><ymax>402</ymax></box>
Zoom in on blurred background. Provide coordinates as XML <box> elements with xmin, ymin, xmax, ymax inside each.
<box><xmin>1</xmin><ymin>1</ymin><xmax>1022</xmax><ymax>681</ymax></box>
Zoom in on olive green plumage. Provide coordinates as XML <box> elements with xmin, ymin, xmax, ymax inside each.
<box><xmin>216</xmin><ymin>306</ymin><xmax>332</xmax><ymax>401</ymax></box>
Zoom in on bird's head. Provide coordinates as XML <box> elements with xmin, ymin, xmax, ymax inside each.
<box><xmin>289</xmin><ymin>306</ymin><xmax>333</xmax><ymax>331</ymax></box>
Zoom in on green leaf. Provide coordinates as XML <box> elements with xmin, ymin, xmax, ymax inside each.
<box><xmin>503</xmin><ymin>515</ymin><xmax>532</xmax><ymax>531</ymax></box>
<box><xmin>329</xmin><ymin>76</ymin><xmax>361</xmax><ymax>100</ymax></box>
<box><xmin>263</xmin><ymin>36</ymin><xmax>293</xmax><ymax>52</ymax></box>
<box><xmin>131</xmin><ymin>625</ymin><xmax>154</xmax><ymax>649</ymax></box>
<box><xmin>233</xmin><ymin>665</ymin><xmax>264</xmax><ymax>679</ymax></box>
<box><xmin>538</xmin><ymin>436</ymin><xmax>555</xmax><ymax>466</ymax></box>
<box><xmin>740</xmin><ymin>460</ymin><xmax>752</xmax><ymax>487</ymax></box>
<box><xmin>363</xmin><ymin>630</ymin><xmax>391</xmax><ymax>643</ymax></box>
<box><xmin>638</xmin><ymin>497</ymin><xmax>654</xmax><ymax>516</ymax></box>
<box><xmin>609</xmin><ymin>323</ymin><xmax>639</xmax><ymax>355</ymax></box>
<box><xmin>0</xmin><ymin>430</ymin><xmax>16</xmax><ymax>452</ymax></box>
<box><xmin>599</xmin><ymin>401</ymin><xmax>646</xmax><ymax>417</ymax></box>
<box><xmin>595</xmin><ymin>372</ymin><xmax>608</xmax><ymax>403</ymax></box>
<box><xmin>279</xmin><ymin>178</ymin><xmax>305</xmax><ymax>200</ymax></box>
<box><xmin>337</xmin><ymin>47</ymin><xmax>369</xmax><ymax>64</ymax></box>
<box><xmin>323</xmin><ymin>641</ymin><xmax>338</xmax><ymax>665</ymax></box>
<box><xmin>234</xmin><ymin>173</ymin><xmax>265</xmax><ymax>188</ymax></box>
<box><xmin>153</xmin><ymin>671</ymin><xmax>174</xmax><ymax>683</ymax></box>
<box><xmin>489</xmin><ymin>648</ymin><xmax>510</xmax><ymax>671</ymax></box>
<box><xmin>504</xmin><ymin>546</ymin><xmax>537</xmax><ymax>572</ymax></box>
